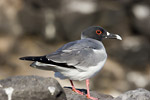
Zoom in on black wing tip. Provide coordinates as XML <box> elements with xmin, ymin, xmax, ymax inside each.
<box><xmin>19</xmin><ymin>56</ymin><xmax>34</xmax><ymax>61</ymax></box>
<box><xmin>19</xmin><ymin>57</ymin><xmax>26</xmax><ymax>60</ymax></box>
<box><xmin>19</xmin><ymin>56</ymin><xmax>45</xmax><ymax>61</ymax></box>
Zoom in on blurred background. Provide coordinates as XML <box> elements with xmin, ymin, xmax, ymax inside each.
<box><xmin>0</xmin><ymin>0</ymin><xmax>149</xmax><ymax>97</ymax></box>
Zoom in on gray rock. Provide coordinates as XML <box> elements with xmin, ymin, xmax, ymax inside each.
<box><xmin>114</xmin><ymin>88</ymin><xmax>150</xmax><ymax>100</ymax></box>
<box><xmin>0</xmin><ymin>75</ymin><xmax>66</xmax><ymax>100</ymax></box>
<box><xmin>64</xmin><ymin>87</ymin><xmax>114</xmax><ymax>100</ymax></box>
<box><xmin>131</xmin><ymin>3</ymin><xmax>150</xmax><ymax>37</ymax></box>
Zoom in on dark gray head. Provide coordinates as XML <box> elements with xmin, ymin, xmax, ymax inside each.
<box><xmin>81</xmin><ymin>26</ymin><xmax>122</xmax><ymax>41</ymax></box>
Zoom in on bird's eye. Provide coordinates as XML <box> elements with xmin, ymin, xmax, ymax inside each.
<box><xmin>96</xmin><ymin>30</ymin><xmax>102</xmax><ymax>35</ymax></box>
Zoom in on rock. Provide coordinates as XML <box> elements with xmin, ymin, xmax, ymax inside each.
<box><xmin>114</xmin><ymin>88</ymin><xmax>150</xmax><ymax>100</ymax></box>
<box><xmin>0</xmin><ymin>0</ymin><xmax>61</xmax><ymax>39</ymax></box>
<box><xmin>64</xmin><ymin>87</ymin><xmax>114</xmax><ymax>100</ymax></box>
<box><xmin>0</xmin><ymin>75</ymin><xmax>66</xmax><ymax>100</ymax></box>
<box><xmin>131</xmin><ymin>3</ymin><xmax>150</xmax><ymax>37</ymax></box>
<box><xmin>0</xmin><ymin>75</ymin><xmax>149</xmax><ymax>100</ymax></box>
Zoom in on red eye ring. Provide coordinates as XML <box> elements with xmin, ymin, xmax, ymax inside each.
<box><xmin>96</xmin><ymin>30</ymin><xmax>102</xmax><ymax>35</ymax></box>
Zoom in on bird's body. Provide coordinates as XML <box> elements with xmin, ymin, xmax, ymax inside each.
<box><xmin>20</xmin><ymin>26</ymin><xmax>122</xmax><ymax>100</ymax></box>
<box><xmin>29</xmin><ymin>38</ymin><xmax>107</xmax><ymax>81</ymax></box>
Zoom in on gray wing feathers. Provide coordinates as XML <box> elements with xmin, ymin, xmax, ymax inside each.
<box><xmin>46</xmin><ymin>38</ymin><xmax>106</xmax><ymax>71</ymax></box>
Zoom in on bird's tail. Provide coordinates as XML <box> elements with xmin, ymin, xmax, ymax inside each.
<box><xmin>19</xmin><ymin>56</ymin><xmax>44</xmax><ymax>62</ymax></box>
<box><xmin>19</xmin><ymin>56</ymin><xmax>54</xmax><ymax>70</ymax></box>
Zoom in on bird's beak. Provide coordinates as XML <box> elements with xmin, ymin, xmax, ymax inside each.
<box><xmin>104</xmin><ymin>32</ymin><xmax>122</xmax><ymax>40</ymax></box>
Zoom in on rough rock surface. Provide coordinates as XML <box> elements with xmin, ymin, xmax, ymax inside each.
<box><xmin>0</xmin><ymin>75</ymin><xmax>66</xmax><ymax>100</ymax></box>
<box><xmin>0</xmin><ymin>76</ymin><xmax>150</xmax><ymax>100</ymax></box>
<box><xmin>64</xmin><ymin>87</ymin><xmax>114</xmax><ymax>100</ymax></box>
<box><xmin>64</xmin><ymin>87</ymin><xmax>150</xmax><ymax>100</ymax></box>
<box><xmin>114</xmin><ymin>88</ymin><xmax>150</xmax><ymax>100</ymax></box>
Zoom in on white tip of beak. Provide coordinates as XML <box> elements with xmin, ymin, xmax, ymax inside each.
<box><xmin>107</xmin><ymin>32</ymin><xmax>110</xmax><ymax>35</ymax></box>
<box><xmin>116</xmin><ymin>34</ymin><xmax>122</xmax><ymax>40</ymax></box>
